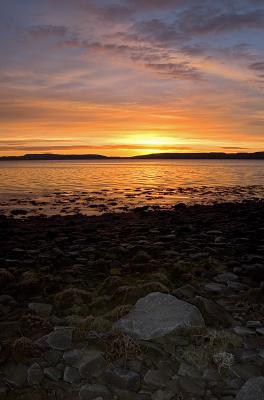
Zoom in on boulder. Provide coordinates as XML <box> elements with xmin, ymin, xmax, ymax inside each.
<box><xmin>236</xmin><ymin>377</ymin><xmax>264</xmax><ymax>400</ymax></box>
<box><xmin>115</xmin><ymin>292</ymin><xmax>205</xmax><ymax>340</ymax></box>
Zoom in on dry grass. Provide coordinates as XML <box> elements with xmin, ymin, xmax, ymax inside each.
<box><xmin>12</xmin><ymin>337</ymin><xmax>34</xmax><ymax>361</ymax></box>
<box><xmin>54</xmin><ymin>287</ymin><xmax>91</xmax><ymax>309</ymax></box>
<box><xmin>182</xmin><ymin>329</ymin><xmax>242</xmax><ymax>369</ymax></box>
<box><xmin>104</xmin><ymin>304</ymin><xmax>132</xmax><ymax>322</ymax></box>
<box><xmin>105</xmin><ymin>331</ymin><xmax>141</xmax><ymax>365</ymax></box>
<box><xmin>0</xmin><ymin>268</ymin><xmax>15</xmax><ymax>287</ymax></box>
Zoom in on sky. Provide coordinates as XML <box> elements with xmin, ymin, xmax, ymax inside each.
<box><xmin>0</xmin><ymin>0</ymin><xmax>264</xmax><ymax>156</ymax></box>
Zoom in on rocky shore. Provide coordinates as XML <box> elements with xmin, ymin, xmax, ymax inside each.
<box><xmin>0</xmin><ymin>200</ymin><xmax>263</xmax><ymax>399</ymax></box>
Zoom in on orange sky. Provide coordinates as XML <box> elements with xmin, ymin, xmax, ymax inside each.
<box><xmin>1</xmin><ymin>0</ymin><xmax>264</xmax><ymax>156</ymax></box>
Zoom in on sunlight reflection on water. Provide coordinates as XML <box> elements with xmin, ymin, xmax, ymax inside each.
<box><xmin>0</xmin><ymin>159</ymin><xmax>263</xmax><ymax>216</ymax></box>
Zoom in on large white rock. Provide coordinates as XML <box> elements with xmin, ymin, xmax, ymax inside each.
<box><xmin>115</xmin><ymin>292</ymin><xmax>205</xmax><ymax>340</ymax></box>
<box><xmin>236</xmin><ymin>377</ymin><xmax>264</xmax><ymax>400</ymax></box>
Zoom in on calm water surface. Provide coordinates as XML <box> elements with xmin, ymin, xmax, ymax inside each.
<box><xmin>0</xmin><ymin>159</ymin><xmax>263</xmax><ymax>216</ymax></box>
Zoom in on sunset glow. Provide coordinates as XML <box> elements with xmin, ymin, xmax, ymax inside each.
<box><xmin>0</xmin><ymin>0</ymin><xmax>263</xmax><ymax>156</ymax></box>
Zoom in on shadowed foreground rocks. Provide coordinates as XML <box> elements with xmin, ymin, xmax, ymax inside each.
<box><xmin>0</xmin><ymin>200</ymin><xmax>263</xmax><ymax>399</ymax></box>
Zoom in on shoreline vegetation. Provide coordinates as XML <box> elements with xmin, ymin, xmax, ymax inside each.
<box><xmin>0</xmin><ymin>200</ymin><xmax>264</xmax><ymax>399</ymax></box>
<box><xmin>0</xmin><ymin>151</ymin><xmax>264</xmax><ymax>161</ymax></box>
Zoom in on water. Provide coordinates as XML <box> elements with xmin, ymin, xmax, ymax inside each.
<box><xmin>0</xmin><ymin>159</ymin><xmax>263</xmax><ymax>216</ymax></box>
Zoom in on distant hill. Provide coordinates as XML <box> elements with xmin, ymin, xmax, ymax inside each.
<box><xmin>0</xmin><ymin>153</ymin><xmax>109</xmax><ymax>161</ymax></box>
<box><xmin>133</xmin><ymin>152</ymin><xmax>264</xmax><ymax>159</ymax></box>
<box><xmin>0</xmin><ymin>152</ymin><xmax>263</xmax><ymax>161</ymax></box>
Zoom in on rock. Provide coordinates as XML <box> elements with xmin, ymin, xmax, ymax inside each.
<box><xmin>63</xmin><ymin>366</ymin><xmax>81</xmax><ymax>384</ymax></box>
<box><xmin>79</xmin><ymin>350</ymin><xmax>106</xmax><ymax>378</ymax></box>
<box><xmin>143</xmin><ymin>369</ymin><xmax>169</xmax><ymax>389</ymax></box>
<box><xmin>178</xmin><ymin>362</ymin><xmax>201</xmax><ymax>379</ymax></box>
<box><xmin>204</xmin><ymin>283</ymin><xmax>227</xmax><ymax>294</ymax></box>
<box><xmin>193</xmin><ymin>296</ymin><xmax>233</xmax><ymax>328</ymax></box>
<box><xmin>113</xmin><ymin>388</ymin><xmax>151</xmax><ymax>400</ymax></box>
<box><xmin>63</xmin><ymin>348</ymin><xmax>85</xmax><ymax>366</ymax></box>
<box><xmin>28</xmin><ymin>302</ymin><xmax>52</xmax><ymax>317</ymax></box>
<box><xmin>233</xmin><ymin>327</ymin><xmax>255</xmax><ymax>336</ymax></box>
<box><xmin>256</xmin><ymin>328</ymin><xmax>264</xmax><ymax>336</ymax></box>
<box><xmin>179</xmin><ymin>376</ymin><xmax>205</xmax><ymax>396</ymax></box>
<box><xmin>104</xmin><ymin>368</ymin><xmax>140</xmax><ymax>391</ymax></box>
<box><xmin>44</xmin><ymin>366</ymin><xmax>62</xmax><ymax>381</ymax></box>
<box><xmin>246</xmin><ymin>321</ymin><xmax>262</xmax><ymax>328</ymax></box>
<box><xmin>215</xmin><ymin>273</ymin><xmax>238</xmax><ymax>283</ymax></box>
<box><xmin>172</xmin><ymin>284</ymin><xmax>199</xmax><ymax>300</ymax></box>
<box><xmin>236</xmin><ymin>377</ymin><xmax>264</xmax><ymax>400</ymax></box>
<box><xmin>79</xmin><ymin>384</ymin><xmax>111</xmax><ymax>400</ymax></box>
<box><xmin>47</xmin><ymin>328</ymin><xmax>73</xmax><ymax>350</ymax></box>
<box><xmin>3</xmin><ymin>363</ymin><xmax>28</xmax><ymax>387</ymax></box>
<box><xmin>115</xmin><ymin>292</ymin><xmax>205</xmax><ymax>340</ymax></box>
<box><xmin>43</xmin><ymin>350</ymin><xmax>62</xmax><ymax>365</ymax></box>
<box><xmin>27</xmin><ymin>363</ymin><xmax>44</xmax><ymax>386</ymax></box>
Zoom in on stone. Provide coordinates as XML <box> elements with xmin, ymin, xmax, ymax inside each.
<box><xmin>215</xmin><ymin>273</ymin><xmax>238</xmax><ymax>283</ymax></box>
<box><xmin>63</xmin><ymin>348</ymin><xmax>85</xmax><ymax>366</ymax></box>
<box><xmin>233</xmin><ymin>327</ymin><xmax>255</xmax><ymax>336</ymax></box>
<box><xmin>115</xmin><ymin>292</ymin><xmax>205</xmax><ymax>340</ymax></box>
<box><xmin>236</xmin><ymin>377</ymin><xmax>264</xmax><ymax>400</ymax></box>
<box><xmin>172</xmin><ymin>284</ymin><xmax>198</xmax><ymax>300</ymax></box>
<box><xmin>178</xmin><ymin>362</ymin><xmax>201</xmax><ymax>379</ymax></box>
<box><xmin>194</xmin><ymin>296</ymin><xmax>233</xmax><ymax>328</ymax></box>
<box><xmin>47</xmin><ymin>328</ymin><xmax>73</xmax><ymax>350</ymax></box>
<box><xmin>179</xmin><ymin>376</ymin><xmax>205</xmax><ymax>396</ymax></box>
<box><xmin>27</xmin><ymin>363</ymin><xmax>44</xmax><ymax>386</ymax></box>
<box><xmin>256</xmin><ymin>328</ymin><xmax>264</xmax><ymax>336</ymax></box>
<box><xmin>44</xmin><ymin>366</ymin><xmax>62</xmax><ymax>381</ymax></box>
<box><xmin>43</xmin><ymin>350</ymin><xmax>62</xmax><ymax>365</ymax></box>
<box><xmin>28</xmin><ymin>302</ymin><xmax>52</xmax><ymax>317</ymax></box>
<box><xmin>79</xmin><ymin>350</ymin><xmax>106</xmax><ymax>378</ymax></box>
<box><xmin>79</xmin><ymin>384</ymin><xmax>111</xmax><ymax>400</ymax></box>
<box><xmin>143</xmin><ymin>369</ymin><xmax>169</xmax><ymax>389</ymax></box>
<box><xmin>246</xmin><ymin>321</ymin><xmax>262</xmax><ymax>328</ymax></box>
<box><xmin>3</xmin><ymin>363</ymin><xmax>28</xmax><ymax>387</ymax></box>
<box><xmin>113</xmin><ymin>389</ymin><xmax>151</xmax><ymax>400</ymax></box>
<box><xmin>104</xmin><ymin>368</ymin><xmax>140</xmax><ymax>391</ymax></box>
<box><xmin>204</xmin><ymin>283</ymin><xmax>227</xmax><ymax>294</ymax></box>
<box><xmin>63</xmin><ymin>366</ymin><xmax>81</xmax><ymax>384</ymax></box>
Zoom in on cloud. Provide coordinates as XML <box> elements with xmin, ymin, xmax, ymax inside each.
<box><xmin>249</xmin><ymin>61</ymin><xmax>264</xmax><ymax>70</ymax></box>
<box><xmin>28</xmin><ymin>25</ymin><xmax>70</xmax><ymax>37</ymax></box>
<box><xmin>145</xmin><ymin>61</ymin><xmax>201</xmax><ymax>80</ymax></box>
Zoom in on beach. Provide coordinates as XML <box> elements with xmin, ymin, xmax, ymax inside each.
<box><xmin>0</xmin><ymin>200</ymin><xmax>263</xmax><ymax>399</ymax></box>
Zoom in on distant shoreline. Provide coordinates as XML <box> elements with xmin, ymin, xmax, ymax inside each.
<box><xmin>0</xmin><ymin>151</ymin><xmax>264</xmax><ymax>161</ymax></box>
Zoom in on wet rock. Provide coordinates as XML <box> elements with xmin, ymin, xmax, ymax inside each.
<box><xmin>79</xmin><ymin>384</ymin><xmax>111</xmax><ymax>400</ymax></box>
<box><xmin>104</xmin><ymin>368</ymin><xmax>140</xmax><ymax>391</ymax></box>
<box><xmin>236</xmin><ymin>376</ymin><xmax>264</xmax><ymax>400</ymax></box>
<box><xmin>115</xmin><ymin>292</ymin><xmax>205</xmax><ymax>340</ymax></box>
<box><xmin>27</xmin><ymin>363</ymin><xmax>44</xmax><ymax>386</ymax></box>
